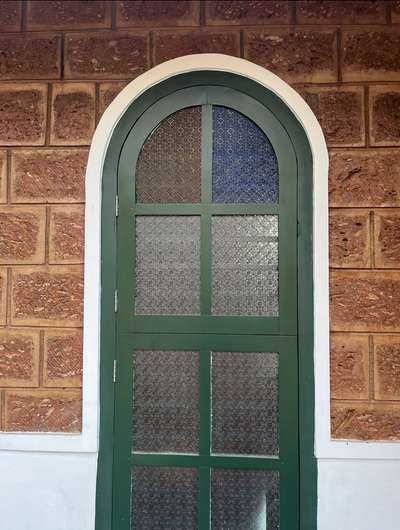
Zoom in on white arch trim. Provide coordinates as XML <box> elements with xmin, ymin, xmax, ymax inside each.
<box><xmin>0</xmin><ymin>54</ymin><xmax>398</xmax><ymax>460</ymax></box>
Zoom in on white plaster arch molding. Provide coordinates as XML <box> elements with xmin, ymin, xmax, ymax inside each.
<box><xmin>0</xmin><ymin>53</ymin><xmax>398</xmax><ymax>460</ymax></box>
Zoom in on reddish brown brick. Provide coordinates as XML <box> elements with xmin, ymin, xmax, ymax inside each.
<box><xmin>330</xmin><ymin>270</ymin><xmax>400</xmax><ymax>332</ymax></box>
<box><xmin>99</xmin><ymin>81</ymin><xmax>129</xmax><ymax>117</ymax></box>
<box><xmin>332</xmin><ymin>402</ymin><xmax>400</xmax><ymax>440</ymax></box>
<box><xmin>329</xmin><ymin>209</ymin><xmax>370</xmax><ymax>268</ymax></box>
<box><xmin>154</xmin><ymin>29</ymin><xmax>240</xmax><ymax>65</ymax></box>
<box><xmin>0</xmin><ymin>32</ymin><xmax>60</xmax><ymax>80</ymax></box>
<box><xmin>0</xmin><ymin>84</ymin><xmax>47</xmax><ymax>146</ymax></box>
<box><xmin>299</xmin><ymin>86</ymin><xmax>365</xmax><ymax>147</ymax></box>
<box><xmin>49</xmin><ymin>205</ymin><xmax>84</xmax><ymax>264</ymax></box>
<box><xmin>65</xmin><ymin>31</ymin><xmax>149</xmax><ymax>80</ymax></box>
<box><xmin>374</xmin><ymin>336</ymin><xmax>400</xmax><ymax>400</ymax></box>
<box><xmin>330</xmin><ymin>334</ymin><xmax>369</xmax><ymax>400</ymax></box>
<box><xmin>117</xmin><ymin>1</ymin><xmax>200</xmax><ymax>27</ymax></box>
<box><xmin>0</xmin><ymin>206</ymin><xmax>45</xmax><ymax>264</ymax></box>
<box><xmin>329</xmin><ymin>149</ymin><xmax>400</xmax><ymax>207</ymax></box>
<box><xmin>43</xmin><ymin>329</ymin><xmax>83</xmax><ymax>387</ymax></box>
<box><xmin>205</xmin><ymin>0</ymin><xmax>290</xmax><ymax>25</ymax></box>
<box><xmin>0</xmin><ymin>329</ymin><xmax>39</xmax><ymax>387</ymax></box>
<box><xmin>4</xmin><ymin>390</ymin><xmax>82</xmax><ymax>432</ymax></box>
<box><xmin>342</xmin><ymin>28</ymin><xmax>400</xmax><ymax>82</ymax></box>
<box><xmin>11</xmin><ymin>266</ymin><xmax>84</xmax><ymax>327</ymax></box>
<box><xmin>374</xmin><ymin>209</ymin><xmax>400</xmax><ymax>268</ymax></box>
<box><xmin>11</xmin><ymin>148</ymin><xmax>87</xmax><ymax>203</ymax></box>
<box><xmin>370</xmin><ymin>86</ymin><xmax>400</xmax><ymax>147</ymax></box>
<box><xmin>244</xmin><ymin>28</ymin><xmax>337</xmax><ymax>84</ymax></box>
<box><xmin>0</xmin><ymin>1</ymin><xmax>21</xmax><ymax>32</ymax></box>
<box><xmin>0</xmin><ymin>268</ymin><xmax>6</xmax><ymax>325</ymax></box>
<box><xmin>27</xmin><ymin>0</ymin><xmax>111</xmax><ymax>30</ymax></box>
<box><xmin>297</xmin><ymin>1</ymin><xmax>386</xmax><ymax>24</ymax></box>
<box><xmin>0</xmin><ymin>150</ymin><xmax>6</xmax><ymax>204</ymax></box>
<box><xmin>50</xmin><ymin>83</ymin><xmax>95</xmax><ymax>146</ymax></box>
<box><xmin>392</xmin><ymin>1</ymin><xmax>400</xmax><ymax>23</ymax></box>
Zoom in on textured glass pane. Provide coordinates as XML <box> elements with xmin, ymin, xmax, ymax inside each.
<box><xmin>212</xmin><ymin>106</ymin><xmax>278</xmax><ymax>203</ymax></box>
<box><xmin>132</xmin><ymin>467</ymin><xmax>198</xmax><ymax>530</ymax></box>
<box><xmin>132</xmin><ymin>350</ymin><xmax>199</xmax><ymax>453</ymax></box>
<box><xmin>212</xmin><ymin>352</ymin><xmax>279</xmax><ymax>456</ymax></box>
<box><xmin>136</xmin><ymin>106</ymin><xmax>201</xmax><ymax>203</ymax></box>
<box><xmin>211</xmin><ymin>469</ymin><xmax>280</xmax><ymax>530</ymax></box>
<box><xmin>212</xmin><ymin>216</ymin><xmax>279</xmax><ymax>316</ymax></box>
<box><xmin>135</xmin><ymin>216</ymin><xmax>200</xmax><ymax>315</ymax></box>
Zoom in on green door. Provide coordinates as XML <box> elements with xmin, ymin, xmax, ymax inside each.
<box><xmin>112</xmin><ymin>84</ymin><xmax>300</xmax><ymax>529</ymax></box>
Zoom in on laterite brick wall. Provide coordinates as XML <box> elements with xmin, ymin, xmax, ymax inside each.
<box><xmin>0</xmin><ymin>0</ymin><xmax>399</xmax><ymax>440</ymax></box>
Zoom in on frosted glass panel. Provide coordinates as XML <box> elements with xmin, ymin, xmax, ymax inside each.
<box><xmin>136</xmin><ymin>106</ymin><xmax>201</xmax><ymax>203</ymax></box>
<box><xmin>212</xmin><ymin>352</ymin><xmax>279</xmax><ymax>456</ymax></box>
<box><xmin>131</xmin><ymin>467</ymin><xmax>198</xmax><ymax>530</ymax></box>
<box><xmin>135</xmin><ymin>216</ymin><xmax>200</xmax><ymax>315</ymax></box>
<box><xmin>212</xmin><ymin>216</ymin><xmax>279</xmax><ymax>316</ymax></box>
<box><xmin>212</xmin><ymin>106</ymin><xmax>278</xmax><ymax>203</ymax></box>
<box><xmin>132</xmin><ymin>350</ymin><xmax>199</xmax><ymax>453</ymax></box>
<box><xmin>211</xmin><ymin>469</ymin><xmax>280</xmax><ymax>530</ymax></box>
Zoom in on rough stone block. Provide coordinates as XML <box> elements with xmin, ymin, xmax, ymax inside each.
<box><xmin>330</xmin><ymin>334</ymin><xmax>369</xmax><ymax>400</ymax></box>
<box><xmin>117</xmin><ymin>1</ymin><xmax>200</xmax><ymax>27</ymax></box>
<box><xmin>298</xmin><ymin>86</ymin><xmax>365</xmax><ymax>146</ymax></box>
<box><xmin>0</xmin><ymin>150</ymin><xmax>6</xmax><ymax>204</ymax></box>
<box><xmin>205</xmin><ymin>0</ymin><xmax>290</xmax><ymax>25</ymax></box>
<box><xmin>369</xmin><ymin>85</ymin><xmax>400</xmax><ymax>147</ymax></box>
<box><xmin>0</xmin><ymin>329</ymin><xmax>40</xmax><ymax>387</ymax></box>
<box><xmin>0</xmin><ymin>84</ymin><xmax>47</xmax><ymax>146</ymax></box>
<box><xmin>342</xmin><ymin>28</ymin><xmax>400</xmax><ymax>82</ymax></box>
<box><xmin>392</xmin><ymin>1</ymin><xmax>400</xmax><ymax>23</ymax></box>
<box><xmin>332</xmin><ymin>402</ymin><xmax>400</xmax><ymax>440</ymax></box>
<box><xmin>4</xmin><ymin>389</ymin><xmax>82</xmax><ymax>432</ymax></box>
<box><xmin>0</xmin><ymin>268</ymin><xmax>6</xmax><ymax>325</ymax></box>
<box><xmin>0</xmin><ymin>206</ymin><xmax>45</xmax><ymax>264</ymax></box>
<box><xmin>98</xmin><ymin>81</ymin><xmax>129</xmax><ymax>117</ymax></box>
<box><xmin>329</xmin><ymin>149</ymin><xmax>400</xmax><ymax>207</ymax></box>
<box><xmin>374</xmin><ymin>209</ymin><xmax>400</xmax><ymax>268</ymax></box>
<box><xmin>11</xmin><ymin>148</ymin><xmax>87</xmax><ymax>203</ymax></box>
<box><xmin>0</xmin><ymin>33</ymin><xmax>60</xmax><ymax>80</ymax></box>
<box><xmin>329</xmin><ymin>209</ymin><xmax>371</xmax><ymax>268</ymax></box>
<box><xmin>297</xmin><ymin>1</ymin><xmax>387</xmax><ymax>24</ymax></box>
<box><xmin>0</xmin><ymin>1</ymin><xmax>21</xmax><ymax>32</ymax></box>
<box><xmin>244</xmin><ymin>28</ymin><xmax>337</xmax><ymax>83</ymax></box>
<box><xmin>49</xmin><ymin>205</ymin><xmax>84</xmax><ymax>264</ymax></box>
<box><xmin>50</xmin><ymin>83</ymin><xmax>95</xmax><ymax>146</ymax></box>
<box><xmin>43</xmin><ymin>329</ymin><xmax>83</xmax><ymax>388</ymax></box>
<box><xmin>374</xmin><ymin>336</ymin><xmax>400</xmax><ymax>400</ymax></box>
<box><xmin>154</xmin><ymin>29</ymin><xmax>240</xmax><ymax>64</ymax></box>
<box><xmin>65</xmin><ymin>31</ymin><xmax>149</xmax><ymax>79</ymax></box>
<box><xmin>27</xmin><ymin>0</ymin><xmax>111</xmax><ymax>30</ymax></box>
<box><xmin>330</xmin><ymin>270</ymin><xmax>400</xmax><ymax>332</ymax></box>
<box><xmin>11</xmin><ymin>266</ymin><xmax>84</xmax><ymax>327</ymax></box>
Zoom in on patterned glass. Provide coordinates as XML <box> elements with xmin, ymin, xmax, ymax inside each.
<box><xmin>136</xmin><ymin>106</ymin><xmax>201</xmax><ymax>203</ymax></box>
<box><xmin>131</xmin><ymin>467</ymin><xmax>198</xmax><ymax>530</ymax></box>
<box><xmin>212</xmin><ymin>352</ymin><xmax>279</xmax><ymax>456</ymax></box>
<box><xmin>212</xmin><ymin>106</ymin><xmax>278</xmax><ymax>203</ymax></box>
<box><xmin>132</xmin><ymin>350</ymin><xmax>199</xmax><ymax>453</ymax></box>
<box><xmin>211</xmin><ymin>469</ymin><xmax>280</xmax><ymax>530</ymax></box>
<box><xmin>212</xmin><ymin>216</ymin><xmax>279</xmax><ymax>316</ymax></box>
<box><xmin>135</xmin><ymin>216</ymin><xmax>200</xmax><ymax>315</ymax></box>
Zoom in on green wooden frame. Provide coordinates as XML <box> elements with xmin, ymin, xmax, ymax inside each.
<box><xmin>95</xmin><ymin>71</ymin><xmax>317</xmax><ymax>530</ymax></box>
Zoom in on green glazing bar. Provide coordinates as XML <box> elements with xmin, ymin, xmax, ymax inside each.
<box><xmin>199</xmin><ymin>467</ymin><xmax>211</xmax><ymax>530</ymax></box>
<box><xmin>131</xmin><ymin>453</ymin><xmax>281</xmax><ymax>470</ymax></box>
<box><xmin>199</xmin><ymin>349</ymin><xmax>211</xmax><ymax>455</ymax></box>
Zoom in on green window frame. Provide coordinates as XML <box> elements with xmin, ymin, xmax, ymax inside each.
<box><xmin>95</xmin><ymin>71</ymin><xmax>316</xmax><ymax>530</ymax></box>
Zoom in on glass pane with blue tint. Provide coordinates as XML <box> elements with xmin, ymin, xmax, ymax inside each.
<box><xmin>135</xmin><ymin>216</ymin><xmax>201</xmax><ymax>315</ymax></box>
<box><xmin>212</xmin><ymin>106</ymin><xmax>278</xmax><ymax>203</ymax></box>
<box><xmin>212</xmin><ymin>216</ymin><xmax>279</xmax><ymax>316</ymax></box>
<box><xmin>211</xmin><ymin>469</ymin><xmax>280</xmax><ymax>530</ymax></box>
<box><xmin>132</xmin><ymin>350</ymin><xmax>200</xmax><ymax>453</ymax></box>
<box><xmin>131</xmin><ymin>466</ymin><xmax>198</xmax><ymax>530</ymax></box>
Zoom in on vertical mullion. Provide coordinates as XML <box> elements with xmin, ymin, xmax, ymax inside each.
<box><xmin>199</xmin><ymin>349</ymin><xmax>211</xmax><ymax>455</ymax></box>
<box><xmin>200</xmin><ymin>104</ymin><xmax>213</xmax><ymax>315</ymax></box>
<box><xmin>198</xmin><ymin>467</ymin><xmax>211</xmax><ymax>530</ymax></box>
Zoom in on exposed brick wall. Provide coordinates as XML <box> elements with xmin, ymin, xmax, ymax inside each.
<box><xmin>0</xmin><ymin>1</ymin><xmax>399</xmax><ymax>440</ymax></box>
